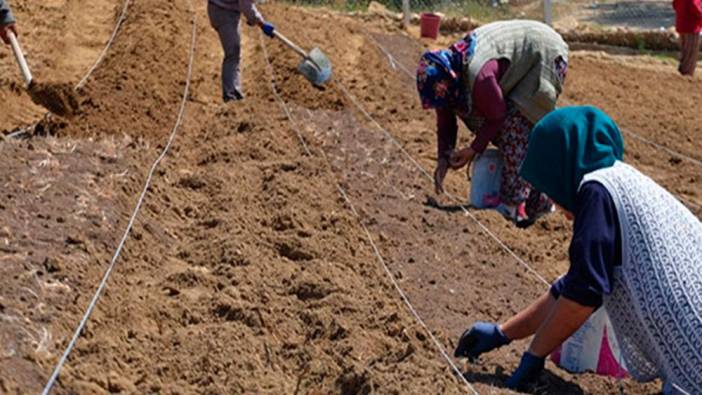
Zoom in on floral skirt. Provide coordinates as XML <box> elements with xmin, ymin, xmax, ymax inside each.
<box><xmin>493</xmin><ymin>108</ymin><xmax>553</xmax><ymax>217</ymax></box>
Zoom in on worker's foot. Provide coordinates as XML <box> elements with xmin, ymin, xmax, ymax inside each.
<box><xmin>517</xmin><ymin>204</ymin><xmax>556</xmax><ymax>229</ymax></box>
<box><xmin>517</xmin><ymin>203</ymin><xmax>555</xmax><ymax>229</ymax></box>
<box><xmin>532</xmin><ymin>203</ymin><xmax>555</xmax><ymax>221</ymax></box>
<box><xmin>495</xmin><ymin>202</ymin><xmax>527</xmax><ymax>225</ymax></box>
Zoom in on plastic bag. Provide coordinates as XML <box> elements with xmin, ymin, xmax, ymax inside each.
<box><xmin>551</xmin><ymin>307</ymin><xmax>628</xmax><ymax>378</ymax></box>
<box><xmin>469</xmin><ymin>149</ymin><xmax>503</xmax><ymax>208</ymax></box>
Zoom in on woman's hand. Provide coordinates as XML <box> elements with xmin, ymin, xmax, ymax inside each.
<box><xmin>454</xmin><ymin>321</ymin><xmax>511</xmax><ymax>362</ymax></box>
<box><xmin>506</xmin><ymin>352</ymin><xmax>546</xmax><ymax>391</ymax></box>
<box><xmin>501</xmin><ymin>294</ymin><xmax>593</xmax><ymax>390</ymax></box>
<box><xmin>449</xmin><ymin>147</ymin><xmax>476</xmax><ymax>170</ymax></box>
<box><xmin>0</xmin><ymin>23</ymin><xmax>16</xmax><ymax>45</ymax></box>
<box><xmin>260</xmin><ymin>21</ymin><xmax>275</xmax><ymax>38</ymax></box>
<box><xmin>434</xmin><ymin>157</ymin><xmax>450</xmax><ymax>194</ymax></box>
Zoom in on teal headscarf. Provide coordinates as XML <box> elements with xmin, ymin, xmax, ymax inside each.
<box><xmin>519</xmin><ymin>106</ymin><xmax>625</xmax><ymax>213</ymax></box>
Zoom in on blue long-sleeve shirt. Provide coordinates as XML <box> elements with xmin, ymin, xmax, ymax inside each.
<box><xmin>1</xmin><ymin>0</ymin><xmax>15</xmax><ymax>26</ymax></box>
<box><xmin>550</xmin><ymin>181</ymin><xmax>622</xmax><ymax>307</ymax></box>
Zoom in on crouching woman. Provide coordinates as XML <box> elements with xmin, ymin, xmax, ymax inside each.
<box><xmin>454</xmin><ymin>106</ymin><xmax>702</xmax><ymax>393</ymax></box>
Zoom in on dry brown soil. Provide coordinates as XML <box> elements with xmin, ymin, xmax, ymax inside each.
<box><xmin>1</xmin><ymin>2</ymin><xmax>700</xmax><ymax>394</ymax></box>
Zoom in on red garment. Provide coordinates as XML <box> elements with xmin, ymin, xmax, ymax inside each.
<box><xmin>435</xmin><ymin>58</ymin><xmax>510</xmax><ymax>159</ymax></box>
<box><xmin>674</xmin><ymin>0</ymin><xmax>702</xmax><ymax>34</ymax></box>
<box><xmin>469</xmin><ymin>59</ymin><xmax>510</xmax><ymax>153</ymax></box>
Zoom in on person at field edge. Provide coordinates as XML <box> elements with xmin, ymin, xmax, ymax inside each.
<box><xmin>0</xmin><ymin>0</ymin><xmax>17</xmax><ymax>45</ymax></box>
<box><xmin>416</xmin><ymin>20</ymin><xmax>568</xmax><ymax>228</ymax></box>
<box><xmin>673</xmin><ymin>0</ymin><xmax>702</xmax><ymax>75</ymax></box>
<box><xmin>208</xmin><ymin>0</ymin><xmax>275</xmax><ymax>102</ymax></box>
<box><xmin>454</xmin><ymin>106</ymin><xmax>702</xmax><ymax>393</ymax></box>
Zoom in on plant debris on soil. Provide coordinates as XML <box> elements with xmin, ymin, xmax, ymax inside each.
<box><xmin>0</xmin><ymin>1</ymin><xmax>700</xmax><ymax>394</ymax></box>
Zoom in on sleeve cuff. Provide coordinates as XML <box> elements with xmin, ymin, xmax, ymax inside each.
<box><xmin>1</xmin><ymin>11</ymin><xmax>15</xmax><ymax>25</ymax></box>
<box><xmin>550</xmin><ymin>277</ymin><xmax>565</xmax><ymax>299</ymax></box>
<box><xmin>245</xmin><ymin>8</ymin><xmax>264</xmax><ymax>26</ymax></box>
<box><xmin>551</xmin><ymin>282</ymin><xmax>602</xmax><ymax>307</ymax></box>
<box><xmin>560</xmin><ymin>284</ymin><xmax>603</xmax><ymax>308</ymax></box>
<box><xmin>246</xmin><ymin>16</ymin><xmax>262</xmax><ymax>26</ymax></box>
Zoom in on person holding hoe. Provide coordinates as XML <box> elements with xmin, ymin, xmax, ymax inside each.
<box><xmin>0</xmin><ymin>0</ymin><xmax>79</xmax><ymax>117</ymax></box>
<box><xmin>416</xmin><ymin>20</ymin><xmax>568</xmax><ymax>228</ymax></box>
<box><xmin>454</xmin><ymin>106</ymin><xmax>702</xmax><ymax>393</ymax></box>
<box><xmin>0</xmin><ymin>0</ymin><xmax>17</xmax><ymax>45</ymax></box>
<box><xmin>208</xmin><ymin>0</ymin><xmax>275</xmax><ymax>102</ymax></box>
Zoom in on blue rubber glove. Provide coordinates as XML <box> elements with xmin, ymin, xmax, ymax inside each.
<box><xmin>454</xmin><ymin>321</ymin><xmax>511</xmax><ymax>362</ymax></box>
<box><xmin>261</xmin><ymin>22</ymin><xmax>275</xmax><ymax>38</ymax></box>
<box><xmin>506</xmin><ymin>352</ymin><xmax>545</xmax><ymax>391</ymax></box>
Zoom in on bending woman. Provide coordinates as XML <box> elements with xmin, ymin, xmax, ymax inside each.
<box><xmin>454</xmin><ymin>106</ymin><xmax>702</xmax><ymax>393</ymax></box>
<box><xmin>416</xmin><ymin>20</ymin><xmax>568</xmax><ymax>227</ymax></box>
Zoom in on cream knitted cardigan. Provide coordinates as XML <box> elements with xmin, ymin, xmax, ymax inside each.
<box><xmin>582</xmin><ymin>161</ymin><xmax>702</xmax><ymax>394</ymax></box>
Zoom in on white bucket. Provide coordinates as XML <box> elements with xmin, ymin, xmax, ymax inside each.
<box><xmin>469</xmin><ymin>149</ymin><xmax>503</xmax><ymax>208</ymax></box>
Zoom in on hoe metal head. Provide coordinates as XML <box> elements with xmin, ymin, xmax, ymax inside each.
<box><xmin>297</xmin><ymin>47</ymin><xmax>332</xmax><ymax>87</ymax></box>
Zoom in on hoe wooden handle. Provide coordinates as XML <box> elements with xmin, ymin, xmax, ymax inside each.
<box><xmin>272</xmin><ymin>30</ymin><xmax>309</xmax><ymax>60</ymax></box>
<box><xmin>8</xmin><ymin>31</ymin><xmax>33</xmax><ymax>88</ymax></box>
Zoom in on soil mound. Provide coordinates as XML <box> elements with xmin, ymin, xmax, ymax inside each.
<box><xmin>29</xmin><ymin>81</ymin><xmax>81</xmax><ymax>118</ymax></box>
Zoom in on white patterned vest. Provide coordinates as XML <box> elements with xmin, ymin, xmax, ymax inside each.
<box><xmin>581</xmin><ymin>161</ymin><xmax>702</xmax><ymax>393</ymax></box>
<box><xmin>463</xmin><ymin>20</ymin><xmax>568</xmax><ymax>124</ymax></box>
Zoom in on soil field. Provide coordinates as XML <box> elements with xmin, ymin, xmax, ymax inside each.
<box><xmin>1</xmin><ymin>1</ymin><xmax>700</xmax><ymax>394</ymax></box>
